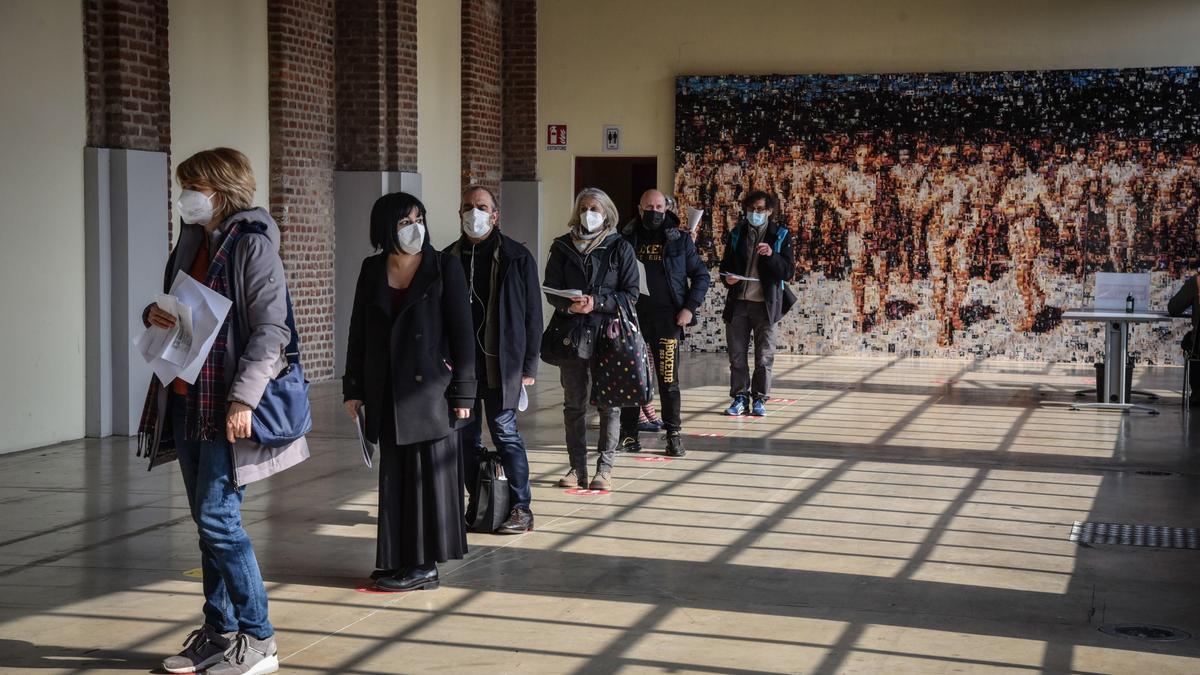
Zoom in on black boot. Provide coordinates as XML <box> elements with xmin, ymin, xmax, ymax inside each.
<box><xmin>375</xmin><ymin>564</ymin><xmax>439</xmax><ymax>592</ymax></box>
<box><xmin>665</xmin><ymin>431</ymin><xmax>687</xmax><ymax>457</ymax></box>
<box><xmin>497</xmin><ymin>506</ymin><xmax>534</xmax><ymax>534</ymax></box>
<box><xmin>617</xmin><ymin>431</ymin><xmax>642</xmax><ymax>453</ymax></box>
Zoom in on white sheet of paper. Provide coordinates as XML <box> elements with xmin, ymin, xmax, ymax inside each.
<box><xmin>542</xmin><ymin>286</ymin><xmax>585</xmax><ymax>299</ymax></box>
<box><xmin>636</xmin><ymin>260</ymin><xmax>649</xmax><ymax>296</ymax></box>
<box><xmin>685</xmin><ymin>206</ymin><xmax>704</xmax><ymax>232</ymax></box>
<box><xmin>721</xmin><ymin>272</ymin><xmax>759</xmax><ymax>282</ymax></box>
<box><xmin>356</xmin><ymin>406</ymin><xmax>376</xmax><ymax>468</ymax></box>
<box><xmin>1094</xmin><ymin>272</ymin><xmax>1151</xmax><ymax>311</ymax></box>
<box><xmin>518</xmin><ymin>384</ymin><xmax>529</xmax><ymax>412</ymax></box>
<box><xmin>135</xmin><ymin>293</ymin><xmax>194</xmax><ymax>366</ymax></box>
<box><xmin>135</xmin><ymin>271</ymin><xmax>233</xmax><ymax>385</ymax></box>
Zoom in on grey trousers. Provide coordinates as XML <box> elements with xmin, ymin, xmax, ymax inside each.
<box><xmin>559</xmin><ymin>360</ymin><xmax>619</xmax><ymax>477</ymax></box>
<box><xmin>726</xmin><ymin>299</ymin><xmax>777</xmax><ymax>399</ymax></box>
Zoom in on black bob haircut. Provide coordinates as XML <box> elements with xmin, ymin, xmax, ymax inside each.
<box><xmin>369</xmin><ymin>191</ymin><xmax>428</xmax><ymax>251</ymax></box>
<box><xmin>741</xmin><ymin>190</ymin><xmax>778</xmax><ymax>212</ymax></box>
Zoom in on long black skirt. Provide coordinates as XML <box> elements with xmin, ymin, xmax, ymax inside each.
<box><xmin>377</xmin><ymin>422</ymin><xmax>468</xmax><ymax>570</ymax></box>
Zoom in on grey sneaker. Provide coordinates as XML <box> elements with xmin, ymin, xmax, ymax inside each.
<box><xmin>207</xmin><ymin>633</ymin><xmax>278</xmax><ymax>675</ymax></box>
<box><xmin>557</xmin><ymin>468</ymin><xmax>586</xmax><ymax>488</ymax></box>
<box><xmin>589</xmin><ymin>471</ymin><xmax>612</xmax><ymax>491</ymax></box>
<box><xmin>162</xmin><ymin>625</ymin><xmax>233</xmax><ymax>673</ymax></box>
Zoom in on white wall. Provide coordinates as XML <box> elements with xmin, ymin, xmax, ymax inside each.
<box><xmin>539</xmin><ymin>0</ymin><xmax>1200</xmax><ymax>261</ymax></box>
<box><xmin>417</xmin><ymin>0</ymin><xmax>462</xmax><ymax>247</ymax></box>
<box><xmin>170</xmin><ymin>0</ymin><xmax>270</xmax><ymax>229</ymax></box>
<box><xmin>0</xmin><ymin>1</ymin><xmax>87</xmax><ymax>453</ymax></box>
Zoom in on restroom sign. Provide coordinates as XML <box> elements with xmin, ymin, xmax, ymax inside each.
<box><xmin>603</xmin><ymin>125</ymin><xmax>621</xmax><ymax>152</ymax></box>
<box><xmin>547</xmin><ymin>124</ymin><xmax>567</xmax><ymax>151</ymax></box>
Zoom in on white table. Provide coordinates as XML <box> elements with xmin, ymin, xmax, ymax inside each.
<box><xmin>1062</xmin><ymin>308</ymin><xmax>1176</xmax><ymax>414</ymax></box>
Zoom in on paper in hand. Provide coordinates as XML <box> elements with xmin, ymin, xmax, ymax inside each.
<box><xmin>542</xmin><ymin>286</ymin><xmax>585</xmax><ymax>299</ymax></box>
<box><xmin>636</xmin><ymin>260</ymin><xmax>650</xmax><ymax>296</ymax></box>
<box><xmin>721</xmin><ymin>272</ymin><xmax>759</xmax><ymax>282</ymax></box>
<box><xmin>135</xmin><ymin>271</ymin><xmax>233</xmax><ymax>385</ymax></box>
<box><xmin>518</xmin><ymin>384</ymin><xmax>529</xmax><ymax>412</ymax></box>
<box><xmin>685</xmin><ymin>206</ymin><xmax>704</xmax><ymax>233</ymax></box>
<box><xmin>356</xmin><ymin>406</ymin><xmax>377</xmax><ymax>468</ymax></box>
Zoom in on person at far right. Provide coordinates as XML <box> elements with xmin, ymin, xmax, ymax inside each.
<box><xmin>719</xmin><ymin>190</ymin><xmax>794</xmax><ymax>417</ymax></box>
<box><xmin>1168</xmin><ymin>270</ymin><xmax>1200</xmax><ymax>406</ymax></box>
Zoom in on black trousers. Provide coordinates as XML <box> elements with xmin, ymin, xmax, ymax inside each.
<box><xmin>621</xmin><ymin>326</ymin><xmax>683</xmax><ymax>434</ymax></box>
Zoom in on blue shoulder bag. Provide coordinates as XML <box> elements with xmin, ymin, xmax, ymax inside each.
<box><xmin>229</xmin><ymin>234</ymin><xmax>313</xmax><ymax>447</ymax></box>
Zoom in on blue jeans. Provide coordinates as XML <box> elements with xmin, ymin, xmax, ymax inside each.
<box><xmin>170</xmin><ymin>395</ymin><xmax>273</xmax><ymax>639</ymax></box>
<box><xmin>462</xmin><ymin>388</ymin><xmax>532</xmax><ymax>509</ymax></box>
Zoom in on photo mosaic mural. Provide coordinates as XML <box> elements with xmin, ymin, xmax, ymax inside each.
<box><xmin>674</xmin><ymin>68</ymin><xmax>1200</xmax><ymax>363</ymax></box>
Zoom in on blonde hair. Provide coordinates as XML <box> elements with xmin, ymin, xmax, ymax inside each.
<box><xmin>175</xmin><ymin>147</ymin><xmax>256</xmax><ymax>220</ymax></box>
<box><xmin>567</xmin><ymin>187</ymin><xmax>619</xmax><ymax>231</ymax></box>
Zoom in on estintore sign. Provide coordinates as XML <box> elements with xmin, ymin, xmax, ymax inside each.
<box><xmin>603</xmin><ymin>125</ymin><xmax>621</xmax><ymax>151</ymax></box>
<box><xmin>547</xmin><ymin>124</ymin><xmax>567</xmax><ymax>151</ymax></box>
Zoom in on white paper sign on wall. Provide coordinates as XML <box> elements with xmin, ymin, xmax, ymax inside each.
<box><xmin>603</xmin><ymin>125</ymin><xmax>621</xmax><ymax>152</ymax></box>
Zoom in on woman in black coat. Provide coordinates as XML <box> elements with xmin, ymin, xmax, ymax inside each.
<box><xmin>343</xmin><ymin>192</ymin><xmax>477</xmax><ymax>592</ymax></box>
<box><xmin>543</xmin><ymin>188</ymin><xmax>639</xmax><ymax>491</ymax></box>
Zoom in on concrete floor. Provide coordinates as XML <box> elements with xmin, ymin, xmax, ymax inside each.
<box><xmin>2</xmin><ymin>354</ymin><xmax>1200</xmax><ymax>674</ymax></box>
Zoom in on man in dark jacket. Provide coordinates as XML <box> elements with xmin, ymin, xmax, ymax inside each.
<box><xmin>618</xmin><ymin>189</ymin><xmax>710</xmax><ymax>456</ymax></box>
<box><xmin>719</xmin><ymin>190</ymin><xmax>795</xmax><ymax>417</ymax></box>
<box><xmin>446</xmin><ymin>185</ymin><xmax>542</xmax><ymax>533</ymax></box>
<box><xmin>1168</xmin><ymin>272</ymin><xmax>1200</xmax><ymax>405</ymax></box>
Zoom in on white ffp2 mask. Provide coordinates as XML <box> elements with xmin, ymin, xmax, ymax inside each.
<box><xmin>582</xmin><ymin>211</ymin><xmax>605</xmax><ymax>233</ymax></box>
<box><xmin>461</xmin><ymin>208</ymin><xmax>493</xmax><ymax>239</ymax></box>
<box><xmin>177</xmin><ymin>189</ymin><xmax>215</xmax><ymax>225</ymax></box>
<box><xmin>395</xmin><ymin>222</ymin><xmax>425</xmax><ymax>254</ymax></box>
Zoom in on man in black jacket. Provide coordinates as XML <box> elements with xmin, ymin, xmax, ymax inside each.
<box><xmin>446</xmin><ymin>185</ymin><xmax>542</xmax><ymax>533</ymax></box>
<box><xmin>618</xmin><ymin>189</ymin><xmax>711</xmax><ymax>457</ymax></box>
<box><xmin>719</xmin><ymin>190</ymin><xmax>795</xmax><ymax>417</ymax></box>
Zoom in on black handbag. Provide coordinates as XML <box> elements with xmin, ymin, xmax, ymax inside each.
<box><xmin>540</xmin><ymin>313</ymin><xmax>598</xmax><ymax>365</ymax></box>
<box><xmin>589</xmin><ymin>298</ymin><xmax>654</xmax><ymax>407</ymax></box>
<box><xmin>466</xmin><ymin>450</ymin><xmax>510</xmax><ymax>533</ymax></box>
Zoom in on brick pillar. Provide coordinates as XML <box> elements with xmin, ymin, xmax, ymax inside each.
<box><xmin>269</xmin><ymin>0</ymin><xmax>337</xmax><ymax>381</ymax></box>
<box><xmin>501</xmin><ymin>0</ymin><xmax>536</xmax><ymax>182</ymax></box>
<box><xmin>83</xmin><ymin>0</ymin><xmax>172</xmax><ymax>436</ymax></box>
<box><xmin>461</xmin><ymin>0</ymin><xmax>502</xmax><ymax>194</ymax></box>
<box><xmin>332</xmin><ymin>0</ymin><xmax>422</xmax><ymax>376</ymax></box>
<box><xmin>84</xmin><ymin>0</ymin><xmax>171</xmax><ymax>153</ymax></box>
<box><xmin>336</xmin><ymin>0</ymin><xmax>418</xmax><ymax>172</ymax></box>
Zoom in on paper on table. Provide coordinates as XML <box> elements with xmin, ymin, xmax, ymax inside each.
<box><xmin>542</xmin><ymin>286</ymin><xmax>585</xmax><ymax>299</ymax></box>
<box><xmin>135</xmin><ymin>271</ymin><xmax>233</xmax><ymax>385</ymax></box>
<box><xmin>685</xmin><ymin>206</ymin><xmax>704</xmax><ymax>232</ymax></box>
<box><xmin>720</xmin><ymin>272</ymin><xmax>759</xmax><ymax>282</ymax></box>
<box><xmin>356</xmin><ymin>406</ymin><xmax>376</xmax><ymax>468</ymax></box>
<box><xmin>636</xmin><ymin>260</ymin><xmax>649</xmax><ymax>296</ymax></box>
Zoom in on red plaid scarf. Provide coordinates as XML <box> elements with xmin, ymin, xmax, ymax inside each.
<box><xmin>137</xmin><ymin>223</ymin><xmax>245</xmax><ymax>448</ymax></box>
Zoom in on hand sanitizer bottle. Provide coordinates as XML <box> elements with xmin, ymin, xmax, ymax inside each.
<box><xmin>1125</xmin><ymin>293</ymin><xmax>1134</xmax><ymax>313</ymax></box>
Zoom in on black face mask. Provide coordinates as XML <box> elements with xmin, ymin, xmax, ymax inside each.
<box><xmin>641</xmin><ymin>210</ymin><xmax>665</xmax><ymax>229</ymax></box>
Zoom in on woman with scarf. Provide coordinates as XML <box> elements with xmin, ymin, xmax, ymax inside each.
<box><xmin>542</xmin><ymin>188</ymin><xmax>639</xmax><ymax>491</ymax></box>
<box><xmin>342</xmin><ymin>192</ymin><xmax>476</xmax><ymax>592</ymax></box>
<box><xmin>139</xmin><ymin>147</ymin><xmax>306</xmax><ymax>675</ymax></box>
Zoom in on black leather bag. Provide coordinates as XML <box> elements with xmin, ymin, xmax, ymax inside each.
<box><xmin>466</xmin><ymin>450</ymin><xmax>510</xmax><ymax>533</ymax></box>
<box><xmin>540</xmin><ymin>314</ymin><xmax>598</xmax><ymax>365</ymax></box>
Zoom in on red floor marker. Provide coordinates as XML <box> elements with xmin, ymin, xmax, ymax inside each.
<box><xmin>691</xmin><ymin>432</ymin><xmax>724</xmax><ymax>438</ymax></box>
<box><xmin>767</xmin><ymin>398</ymin><xmax>797</xmax><ymax>404</ymax></box>
<box><xmin>634</xmin><ymin>456</ymin><xmax>673</xmax><ymax>462</ymax></box>
<box><xmin>565</xmin><ymin>488</ymin><xmax>611</xmax><ymax>496</ymax></box>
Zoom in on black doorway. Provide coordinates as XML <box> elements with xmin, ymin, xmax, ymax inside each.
<box><xmin>574</xmin><ymin>156</ymin><xmax>658</xmax><ymax>223</ymax></box>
